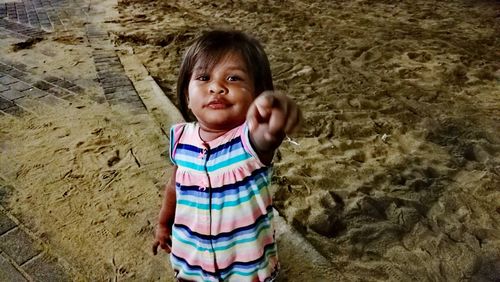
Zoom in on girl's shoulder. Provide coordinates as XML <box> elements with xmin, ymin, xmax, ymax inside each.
<box><xmin>170</xmin><ymin>122</ymin><xmax>195</xmax><ymax>131</ymax></box>
<box><xmin>169</xmin><ymin>122</ymin><xmax>196</xmax><ymax>165</ymax></box>
<box><xmin>170</xmin><ymin>122</ymin><xmax>196</xmax><ymax>137</ymax></box>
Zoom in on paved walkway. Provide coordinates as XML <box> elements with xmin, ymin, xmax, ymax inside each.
<box><xmin>0</xmin><ymin>0</ymin><xmax>148</xmax><ymax>280</ymax></box>
<box><xmin>0</xmin><ymin>203</ymin><xmax>76</xmax><ymax>281</ymax></box>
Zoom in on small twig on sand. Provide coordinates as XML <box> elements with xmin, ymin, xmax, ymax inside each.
<box><xmin>130</xmin><ymin>148</ymin><xmax>141</xmax><ymax>167</ymax></box>
<box><xmin>285</xmin><ymin>135</ymin><xmax>300</xmax><ymax>146</ymax></box>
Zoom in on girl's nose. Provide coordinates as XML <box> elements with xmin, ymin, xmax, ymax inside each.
<box><xmin>209</xmin><ymin>81</ymin><xmax>228</xmax><ymax>95</ymax></box>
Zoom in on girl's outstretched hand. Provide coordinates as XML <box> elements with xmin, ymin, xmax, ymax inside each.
<box><xmin>247</xmin><ymin>91</ymin><xmax>302</xmax><ymax>154</ymax></box>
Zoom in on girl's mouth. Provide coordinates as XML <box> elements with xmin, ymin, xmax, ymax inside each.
<box><xmin>207</xmin><ymin>100</ymin><xmax>230</xmax><ymax>109</ymax></box>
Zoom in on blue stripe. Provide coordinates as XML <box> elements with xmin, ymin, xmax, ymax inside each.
<box><xmin>177</xmin><ymin>143</ymin><xmax>203</xmax><ymax>155</ymax></box>
<box><xmin>175</xmin><ymin>149</ymin><xmax>252</xmax><ymax>173</ymax></box>
<box><xmin>175</xmin><ymin>136</ymin><xmax>252</xmax><ymax>172</ymax></box>
<box><xmin>175</xmin><ymin>136</ymin><xmax>244</xmax><ymax>160</ymax></box>
<box><xmin>209</xmin><ymin>136</ymin><xmax>243</xmax><ymax>155</ymax></box>
<box><xmin>176</xmin><ymin>135</ymin><xmax>243</xmax><ymax>155</ymax></box>
<box><xmin>174</xmin><ymin>147</ymin><xmax>247</xmax><ymax>171</ymax></box>
<box><xmin>175</xmin><ymin>159</ymin><xmax>205</xmax><ymax>171</ymax></box>
<box><xmin>206</xmin><ymin>152</ymin><xmax>251</xmax><ymax>172</ymax></box>
<box><xmin>209</xmin><ymin>139</ymin><xmax>244</xmax><ymax>157</ymax></box>
<box><xmin>178</xmin><ymin>173</ymin><xmax>268</xmax><ymax>201</ymax></box>
<box><xmin>178</xmin><ymin>186</ymin><xmax>269</xmax><ymax>210</ymax></box>
<box><xmin>178</xmin><ymin>182</ymin><xmax>267</xmax><ymax>210</ymax></box>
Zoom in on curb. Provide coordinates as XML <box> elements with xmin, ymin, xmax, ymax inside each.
<box><xmin>118</xmin><ymin>51</ymin><xmax>185</xmax><ymax>135</ymax></box>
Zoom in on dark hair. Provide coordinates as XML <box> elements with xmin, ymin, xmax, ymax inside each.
<box><xmin>176</xmin><ymin>29</ymin><xmax>274</xmax><ymax>121</ymax></box>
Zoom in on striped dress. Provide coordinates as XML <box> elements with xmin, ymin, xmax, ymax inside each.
<box><xmin>169</xmin><ymin>122</ymin><xmax>279</xmax><ymax>281</ymax></box>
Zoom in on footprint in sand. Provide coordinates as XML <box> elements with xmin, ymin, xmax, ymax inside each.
<box><xmin>406</xmin><ymin>51</ymin><xmax>432</xmax><ymax>63</ymax></box>
<box><xmin>107</xmin><ymin>150</ymin><xmax>121</xmax><ymax>167</ymax></box>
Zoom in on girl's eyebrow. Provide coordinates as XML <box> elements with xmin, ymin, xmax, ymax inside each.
<box><xmin>192</xmin><ymin>66</ymin><xmax>207</xmax><ymax>72</ymax></box>
<box><xmin>193</xmin><ymin>65</ymin><xmax>247</xmax><ymax>73</ymax></box>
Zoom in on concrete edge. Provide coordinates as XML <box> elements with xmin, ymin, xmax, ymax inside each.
<box><xmin>117</xmin><ymin>51</ymin><xmax>184</xmax><ymax>136</ymax></box>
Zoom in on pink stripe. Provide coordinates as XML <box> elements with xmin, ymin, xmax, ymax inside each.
<box><xmin>179</xmin><ymin>123</ymin><xmax>245</xmax><ymax>148</ymax></box>
<box><xmin>175</xmin><ymin>204</ymin><xmax>270</xmax><ymax>235</ymax></box>
<box><xmin>215</xmin><ymin>235</ymin><xmax>276</xmax><ymax>269</ymax></box>
<box><xmin>172</xmin><ymin>242</ymin><xmax>217</xmax><ymax>272</ymax></box>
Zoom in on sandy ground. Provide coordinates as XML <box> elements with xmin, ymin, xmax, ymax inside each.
<box><xmin>1</xmin><ymin>0</ymin><xmax>500</xmax><ymax>281</ymax></box>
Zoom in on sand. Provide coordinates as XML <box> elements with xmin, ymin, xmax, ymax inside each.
<box><xmin>1</xmin><ymin>0</ymin><xmax>499</xmax><ymax>281</ymax></box>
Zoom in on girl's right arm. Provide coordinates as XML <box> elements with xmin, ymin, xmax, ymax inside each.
<box><xmin>152</xmin><ymin>165</ymin><xmax>177</xmax><ymax>255</ymax></box>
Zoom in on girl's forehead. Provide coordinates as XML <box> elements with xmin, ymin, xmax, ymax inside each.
<box><xmin>193</xmin><ymin>50</ymin><xmax>247</xmax><ymax>71</ymax></box>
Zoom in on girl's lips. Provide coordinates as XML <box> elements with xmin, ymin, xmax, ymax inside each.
<box><xmin>207</xmin><ymin>100</ymin><xmax>230</xmax><ymax>109</ymax></box>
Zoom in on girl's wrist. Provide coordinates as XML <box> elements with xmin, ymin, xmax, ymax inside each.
<box><xmin>158</xmin><ymin>217</ymin><xmax>174</xmax><ymax>227</ymax></box>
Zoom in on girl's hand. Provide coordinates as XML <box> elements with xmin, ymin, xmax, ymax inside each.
<box><xmin>152</xmin><ymin>224</ymin><xmax>172</xmax><ymax>255</ymax></box>
<box><xmin>247</xmin><ymin>91</ymin><xmax>302</xmax><ymax>154</ymax></box>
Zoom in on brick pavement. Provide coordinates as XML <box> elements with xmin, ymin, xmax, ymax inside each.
<box><xmin>0</xmin><ymin>204</ymin><xmax>74</xmax><ymax>281</ymax></box>
<box><xmin>0</xmin><ymin>60</ymin><xmax>86</xmax><ymax>116</ymax></box>
<box><xmin>85</xmin><ymin>23</ymin><xmax>147</xmax><ymax>113</ymax></box>
<box><xmin>0</xmin><ymin>0</ymin><xmax>79</xmax><ymax>31</ymax></box>
<box><xmin>0</xmin><ymin>0</ymin><xmax>147</xmax><ymax>116</ymax></box>
<box><xmin>0</xmin><ymin>0</ymin><xmax>151</xmax><ymax>279</ymax></box>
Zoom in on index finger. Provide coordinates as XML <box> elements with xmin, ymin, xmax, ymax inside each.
<box><xmin>247</xmin><ymin>94</ymin><xmax>274</xmax><ymax>131</ymax></box>
<box><xmin>254</xmin><ymin>94</ymin><xmax>274</xmax><ymax>118</ymax></box>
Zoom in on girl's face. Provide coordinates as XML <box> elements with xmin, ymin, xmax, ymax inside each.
<box><xmin>187</xmin><ymin>51</ymin><xmax>256</xmax><ymax>132</ymax></box>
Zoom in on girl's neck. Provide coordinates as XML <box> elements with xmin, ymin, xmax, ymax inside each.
<box><xmin>197</xmin><ymin>124</ymin><xmax>230</xmax><ymax>143</ymax></box>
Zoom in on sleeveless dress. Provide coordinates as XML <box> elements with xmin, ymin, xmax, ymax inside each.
<box><xmin>169</xmin><ymin>122</ymin><xmax>279</xmax><ymax>281</ymax></box>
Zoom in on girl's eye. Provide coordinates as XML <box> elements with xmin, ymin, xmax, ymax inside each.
<box><xmin>196</xmin><ymin>75</ymin><xmax>209</xmax><ymax>81</ymax></box>
<box><xmin>227</xmin><ymin>75</ymin><xmax>241</xmax><ymax>81</ymax></box>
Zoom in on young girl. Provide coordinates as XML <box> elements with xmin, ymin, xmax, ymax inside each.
<box><xmin>152</xmin><ymin>29</ymin><xmax>301</xmax><ymax>282</ymax></box>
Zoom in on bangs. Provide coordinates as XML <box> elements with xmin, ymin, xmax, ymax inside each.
<box><xmin>191</xmin><ymin>46</ymin><xmax>243</xmax><ymax>75</ymax></box>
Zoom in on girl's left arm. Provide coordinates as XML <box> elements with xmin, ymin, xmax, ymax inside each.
<box><xmin>247</xmin><ymin>91</ymin><xmax>302</xmax><ymax>164</ymax></box>
<box><xmin>152</xmin><ymin>165</ymin><xmax>177</xmax><ymax>255</ymax></box>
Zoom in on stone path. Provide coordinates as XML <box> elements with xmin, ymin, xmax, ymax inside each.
<box><xmin>0</xmin><ymin>202</ymin><xmax>75</xmax><ymax>281</ymax></box>
<box><xmin>0</xmin><ymin>0</ymin><xmax>80</xmax><ymax>31</ymax></box>
<box><xmin>0</xmin><ymin>0</ymin><xmax>145</xmax><ymax>117</ymax></box>
<box><xmin>0</xmin><ymin>59</ymin><xmax>84</xmax><ymax>116</ymax></box>
<box><xmin>0</xmin><ymin>0</ymin><xmax>149</xmax><ymax>279</ymax></box>
<box><xmin>86</xmin><ymin>23</ymin><xmax>145</xmax><ymax>112</ymax></box>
